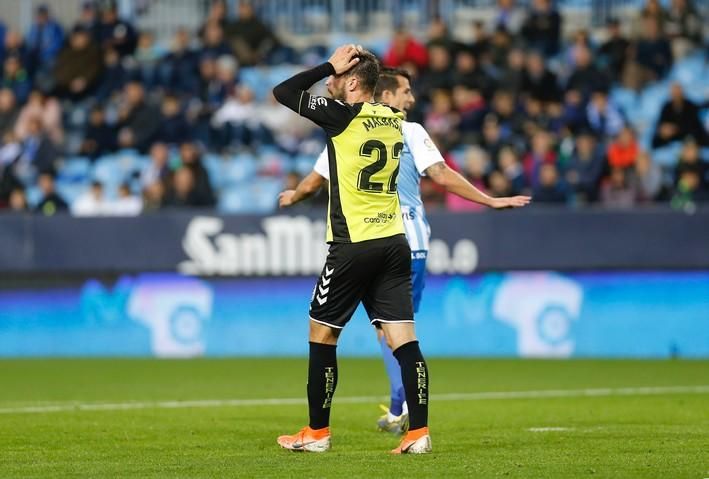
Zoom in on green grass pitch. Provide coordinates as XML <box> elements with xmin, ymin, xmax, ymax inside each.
<box><xmin>1</xmin><ymin>358</ymin><xmax>707</xmax><ymax>478</ymax></box>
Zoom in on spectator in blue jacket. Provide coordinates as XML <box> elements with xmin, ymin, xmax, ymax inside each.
<box><xmin>26</xmin><ymin>4</ymin><xmax>64</xmax><ymax>73</ymax></box>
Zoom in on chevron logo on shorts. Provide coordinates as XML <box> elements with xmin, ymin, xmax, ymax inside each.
<box><xmin>316</xmin><ymin>266</ymin><xmax>334</xmax><ymax>305</ymax></box>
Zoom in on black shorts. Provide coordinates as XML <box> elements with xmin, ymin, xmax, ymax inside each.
<box><xmin>309</xmin><ymin>234</ymin><xmax>414</xmax><ymax>329</ymax></box>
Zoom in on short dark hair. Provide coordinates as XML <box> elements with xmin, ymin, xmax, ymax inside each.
<box><xmin>345</xmin><ymin>50</ymin><xmax>380</xmax><ymax>94</ymax></box>
<box><xmin>374</xmin><ymin>67</ymin><xmax>411</xmax><ymax>101</ymax></box>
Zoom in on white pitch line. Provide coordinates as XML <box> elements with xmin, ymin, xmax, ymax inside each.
<box><xmin>0</xmin><ymin>385</ymin><xmax>707</xmax><ymax>415</ymax></box>
<box><xmin>528</xmin><ymin>427</ymin><xmax>574</xmax><ymax>432</ymax></box>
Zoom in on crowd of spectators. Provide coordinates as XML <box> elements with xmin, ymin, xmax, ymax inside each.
<box><xmin>0</xmin><ymin>0</ymin><xmax>708</xmax><ymax>217</ymax></box>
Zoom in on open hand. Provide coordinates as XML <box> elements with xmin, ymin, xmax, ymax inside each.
<box><xmin>328</xmin><ymin>44</ymin><xmax>361</xmax><ymax>75</ymax></box>
<box><xmin>490</xmin><ymin>196</ymin><xmax>532</xmax><ymax>209</ymax></box>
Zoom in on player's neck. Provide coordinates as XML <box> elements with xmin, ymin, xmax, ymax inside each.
<box><xmin>344</xmin><ymin>90</ymin><xmax>373</xmax><ymax>104</ymax></box>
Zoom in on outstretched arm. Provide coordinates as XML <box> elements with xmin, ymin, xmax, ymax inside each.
<box><xmin>279</xmin><ymin>171</ymin><xmax>327</xmax><ymax>208</ymax></box>
<box><xmin>425</xmin><ymin>162</ymin><xmax>531</xmax><ymax>209</ymax></box>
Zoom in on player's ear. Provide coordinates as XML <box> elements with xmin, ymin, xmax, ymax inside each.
<box><xmin>346</xmin><ymin>76</ymin><xmax>358</xmax><ymax>92</ymax></box>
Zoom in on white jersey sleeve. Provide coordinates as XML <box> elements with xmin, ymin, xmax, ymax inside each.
<box><xmin>313</xmin><ymin>147</ymin><xmax>330</xmax><ymax>180</ymax></box>
<box><xmin>402</xmin><ymin>121</ymin><xmax>445</xmax><ymax>175</ymax></box>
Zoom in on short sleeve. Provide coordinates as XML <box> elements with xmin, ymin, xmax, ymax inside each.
<box><xmin>313</xmin><ymin>147</ymin><xmax>330</xmax><ymax>180</ymax></box>
<box><xmin>402</xmin><ymin>122</ymin><xmax>445</xmax><ymax>175</ymax></box>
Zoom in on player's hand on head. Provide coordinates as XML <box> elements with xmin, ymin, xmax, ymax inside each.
<box><xmin>491</xmin><ymin>196</ymin><xmax>532</xmax><ymax>209</ymax></box>
<box><xmin>328</xmin><ymin>44</ymin><xmax>360</xmax><ymax>75</ymax></box>
<box><xmin>278</xmin><ymin>190</ymin><xmax>296</xmax><ymax>208</ymax></box>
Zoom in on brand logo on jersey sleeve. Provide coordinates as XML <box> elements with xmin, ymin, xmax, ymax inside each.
<box><xmin>308</xmin><ymin>96</ymin><xmax>328</xmax><ymax>110</ymax></box>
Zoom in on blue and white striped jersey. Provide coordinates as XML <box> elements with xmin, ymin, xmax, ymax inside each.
<box><xmin>314</xmin><ymin>120</ymin><xmax>444</xmax><ymax>252</ymax></box>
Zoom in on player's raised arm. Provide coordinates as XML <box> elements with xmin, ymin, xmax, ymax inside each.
<box><xmin>272</xmin><ymin>45</ymin><xmax>362</xmax><ymax>135</ymax></box>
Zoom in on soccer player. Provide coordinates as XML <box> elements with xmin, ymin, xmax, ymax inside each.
<box><xmin>272</xmin><ymin>45</ymin><xmax>432</xmax><ymax>454</ymax></box>
<box><xmin>279</xmin><ymin>67</ymin><xmax>531</xmax><ymax>434</ymax></box>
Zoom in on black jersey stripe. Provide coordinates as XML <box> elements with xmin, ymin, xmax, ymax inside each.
<box><xmin>326</xmin><ymin>139</ymin><xmax>351</xmax><ymax>242</ymax></box>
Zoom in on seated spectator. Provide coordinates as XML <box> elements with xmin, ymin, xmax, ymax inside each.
<box><xmin>80</xmin><ymin>106</ymin><xmax>116</xmax><ymax>160</ymax></box>
<box><xmin>492</xmin><ymin>0</ymin><xmax>525</xmax><ymax>35</ymax></box>
<box><xmin>2</xmin><ymin>30</ymin><xmax>28</xmax><ymax>67</ymax></box>
<box><xmin>424</xmin><ymin>89</ymin><xmax>460</xmax><ymax>151</ymax></box>
<box><xmin>453</xmin><ymin>85</ymin><xmax>486</xmax><ymax>142</ymax></box>
<box><xmin>157</xmin><ymin>95</ymin><xmax>191</xmax><ymax>146</ymax></box>
<box><xmin>488</xmin><ymin>169</ymin><xmax>514</xmax><ymax>198</ymax></box>
<box><xmin>426</xmin><ymin>16</ymin><xmax>460</xmax><ymax>53</ymax></box>
<box><xmin>608</xmin><ymin>126</ymin><xmax>640</xmax><ymax>169</ymax></box>
<box><xmin>14</xmin><ymin>90</ymin><xmax>63</xmax><ymax>145</ymax></box>
<box><xmin>227</xmin><ymin>2</ymin><xmax>282</xmax><ymax>65</ymax></box>
<box><xmin>671</xmin><ymin>169</ymin><xmax>709</xmax><ymax>208</ymax></box>
<box><xmin>383</xmin><ymin>29</ymin><xmax>428</xmax><ymax>70</ymax></box>
<box><xmin>417</xmin><ymin>43</ymin><xmax>454</xmax><ymax>98</ymax></box>
<box><xmin>639</xmin><ymin>0</ymin><xmax>668</xmax><ymax>25</ymax></box>
<box><xmin>131</xmin><ymin>31</ymin><xmax>164</xmax><ymax>89</ymax></box>
<box><xmin>635</xmin><ymin>151</ymin><xmax>663</xmax><ymax>202</ymax></box>
<box><xmin>652</xmin><ymin>83</ymin><xmax>709</xmax><ymax>147</ymax></box>
<box><xmin>565</xmin><ymin>45</ymin><xmax>609</xmax><ymax>101</ymax></box>
<box><xmin>564</xmin><ymin>130</ymin><xmax>605</xmax><ymax>203</ymax></box>
<box><xmin>25</xmin><ymin>4</ymin><xmax>64</xmax><ymax>73</ymax></box>
<box><xmin>1</xmin><ymin>55</ymin><xmax>31</xmax><ymax>103</ymax></box>
<box><xmin>496</xmin><ymin>48</ymin><xmax>526</xmax><ymax>98</ymax></box>
<box><xmin>98</xmin><ymin>2</ymin><xmax>137</xmax><ymax>57</ymax></box>
<box><xmin>447</xmin><ymin>146</ymin><xmax>488</xmax><ymax>211</ymax></box>
<box><xmin>52</xmin><ymin>26</ymin><xmax>103</xmax><ymax>100</ymax></box>
<box><xmin>674</xmin><ymin>138</ymin><xmax>708</xmax><ymax>189</ymax></box>
<box><xmin>521</xmin><ymin>0</ymin><xmax>561</xmax><ymax>56</ymax></box>
<box><xmin>200</xmin><ymin>21</ymin><xmax>232</xmax><ymax>60</ymax></box>
<box><xmin>8</xmin><ymin>186</ymin><xmax>28</xmax><ymax>213</ymax></box>
<box><xmin>523</xmin><ymin>129</ymin><xmax>557</xmax><ymax>187</ymax></box>
<box><xmin>522</xmin><ymin>50</ymin><xmax>561</xmax><ymax>104</ymax></box>
<box><xmin>0</xmin><ymin>88</ymin><xmax>18</xmax><ymax>138</ymax></box>
<box><xmin>598</xmin><ymin>19</ymin><xmax>630</xmax><ymax>82</ymax></box>
<box><xmin>533</xmin><ymin>163</ymin><xmax>568</xmax><ymax>203</ymax></box>
<box><xmin>110</xmin><ymin>183</ymin><xmax>142</xmax><ymax>216</ymax></box>
<box><xmin>200</xmin><ymin>0</ymin><xmax>228</xmax><ymax>35</ymax></box>
<box><xmin>73</xmin><ymin>0</ymin><xmax>101</xmax><ymax>41</ymax></box>
<box><xmin>497</xmin><ymin>146</ymin><xmax>526</xmax><ymax>193</ymax></box>
<box><xmin>116</xmin><ymin>81</ymin><xmax>161</xmax><ymax>153</ymax></box>
<box><xmin>630</xmin><ymin>17</ymin><xmax>672</xmax><ymax>88</ymax></box>
<box><xmin>600</xmin><ymin>167</ymin><xmax>637</xmax><ymax>209</ymax></box>
<box><xmin>490</xmin><ymin>90</ymin><xmax>525</xmax><ymax>140</ymax></box>
<box><xmin>158</xmin><ymin>28</ymin><xmax>199</xmax><ymax>94</ymax></box>
<box><xmin>0</xmin><ymin>137</ymin><xmax>23</xmax><ymax>208</ymax></box>
<box><xmin>95</xmin><ymin>47</ymin><xmax>127</xmax><ymax>101</ymax></box>
<box><xmin>140</xmin><ymin>142</ymin><xmax>172</xmax><ymax>188</ymax></box>
<box><xmin>20</xmin><ymin>117</ymin><xmax>58</xmax><ymax>174</ymax></box>
<box><xmin>586</xmin><ymin>89</ymin><xmax>625</xmax><ymax>138</ymax></box>
<box><xmin>665</xmin><ymin>0</ymin><xmax>703</xmax><ymax>58</ymax></box>
<box><xmin>452</xmin><ymin>47</ymin><xmax>493</xmax><ymax>99</ymax></box>
<box><xmin>142</xmin><ymin>179</ymin><xmax>166</xmax><ymax>212</ymax></box>
<box><xmin>35</xmin><ymin>172</ymin><xmax>68</xmax><ymax>215</ymax></box>
<box><xmin>179</xmin><ymin>142</ymin><xmax>215</xmax><ymax>207</ymax></box>
<box><xmin>211</xmin><ymin>86</ymin><xmax>259</xmax><ymax>150</ymax></box>
<box><xmin>164</xmin><ymin>166</ymin><xmax>213</xmax><ymax>208</ymax></box>
<box><xmin>258</xmin><ymin>92</ymin><xmax>316</xmax><ymax>154</ymax></box>
<box><xmin>72</xmin><ymin>180</ymin><xmax>107</xmax><ymax>216</ymax></box>
<box><xmin>487</xmin><ymin>26</ymin><xmax>513</xmax><ymax>70</ymax></box>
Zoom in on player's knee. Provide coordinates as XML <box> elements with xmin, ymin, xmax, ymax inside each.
<box><xmin>309</xmin><ymin>320</ymin><xmax>340</xmax><ymax>345</ymax></box>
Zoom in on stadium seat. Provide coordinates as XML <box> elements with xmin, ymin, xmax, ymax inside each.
<box><xmin>58</xmin><ymin>157</ymin><xmax>92</xmax><ymax>182</ymax></box>
<box><xmin>652</xmin><ymin>142</ymin><xmax>683</xmax><ymax>168</ymax></box>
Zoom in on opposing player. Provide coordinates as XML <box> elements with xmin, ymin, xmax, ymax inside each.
<box><xmin>273</xmin><ymin>45</ymin><xmax>432</xmax><ymax>454</ymax></box>
<box><xmin>279</xmin><ymin>67</ymin><xmax>531</xmax><ymax>434</ymax></box>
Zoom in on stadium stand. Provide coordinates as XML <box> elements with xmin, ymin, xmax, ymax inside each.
<box><xmin>0</xmin><ymin>0</ymin><xmax>708</xmax><ymax>215</ymax></box>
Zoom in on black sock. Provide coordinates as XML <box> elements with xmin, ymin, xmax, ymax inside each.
<box><xmin>307</xmin><ymin>342</ymin><xmax>338</xmax><ymax>430</ymax></box>
<box><xmin>393</xmin><ymin>340</ymin><xmax>429</xmax><ymax>431</ymax></box>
